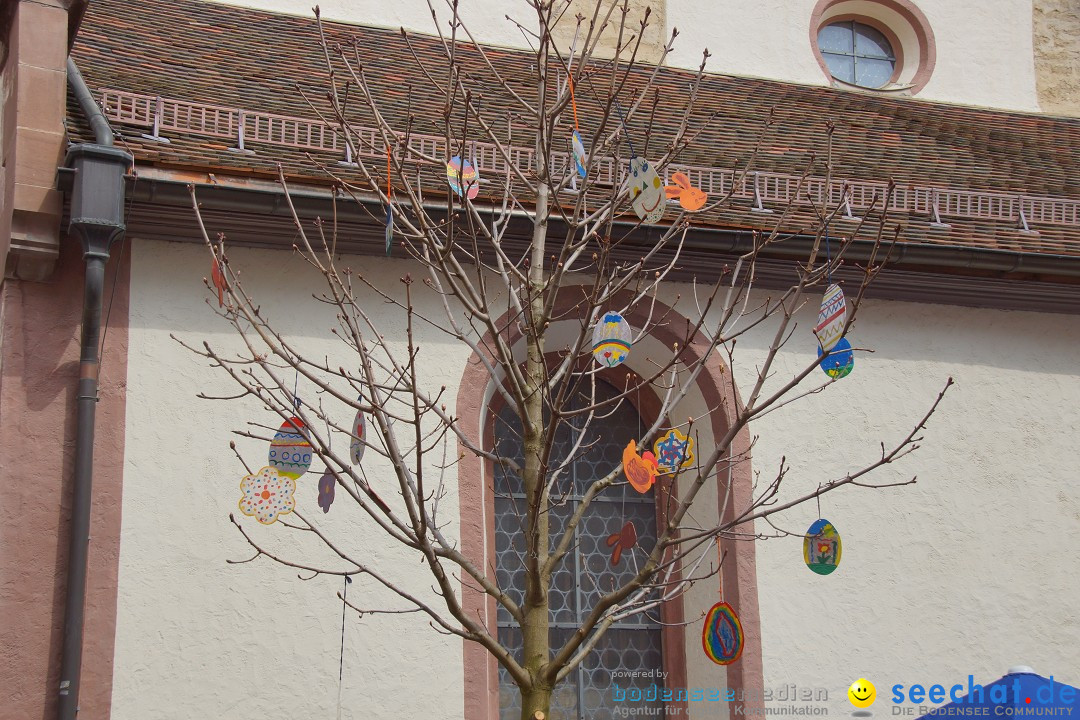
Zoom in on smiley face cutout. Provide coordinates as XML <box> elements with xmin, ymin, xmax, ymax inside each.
<box><xmin>628</xmin><ymin>156</ymin><xmax>665</xmax><ymax>224</ymax></box>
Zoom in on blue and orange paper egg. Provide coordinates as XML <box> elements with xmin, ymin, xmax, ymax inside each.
<box><xmin>592</xmin><ymin>312</ymin><xmax>632</xmax><ymax>367</ymax></box>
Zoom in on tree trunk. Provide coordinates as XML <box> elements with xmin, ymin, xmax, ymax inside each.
<box><xmin>520</xmin><ymin>682</ymin><xmax>553</xmax><ymax>720</ymax></box>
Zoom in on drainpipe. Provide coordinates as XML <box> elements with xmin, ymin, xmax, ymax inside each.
<box><xmin>58</xmin><ymin>57</ymin><xmax>131</xmax><ymax>720</ymax></box>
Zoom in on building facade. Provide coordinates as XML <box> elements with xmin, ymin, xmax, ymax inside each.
<box><xmin>2</xmin><ymin>1</ymin><xmax>1079</xmax><ymax>719</ymax></box>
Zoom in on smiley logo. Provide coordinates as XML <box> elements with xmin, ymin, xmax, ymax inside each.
<box><xmin>848</xmin><ymin>678</ymin><xmax>876</xmax><ymax>709</ymax></box>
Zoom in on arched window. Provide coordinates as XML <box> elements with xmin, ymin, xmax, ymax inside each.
<box><xmin>818</xmin><ymin>20</ymin><xmax>896</xmax><ymax>88</ymax></box>
<box><xmin>492</xmin><ymin>380</ymin><xmax>664</xmax><ymax>719</ymax></box>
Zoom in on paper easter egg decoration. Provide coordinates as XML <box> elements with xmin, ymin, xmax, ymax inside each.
<box><xmin>350</xmin><ymin>404</ymin><xmax>366</xmax><ymax>465</ymax></box>
<box><xmin>803</xmin><ymin>518</ymin><xmax>842</xmax><ymax>575</ymax></box>
<box><xmin>592</xmin><ymin>312</ymin><xmax>632</xmax><ymax>368</ymax></box>
<box><xmin>664</xmin><ymin>172</ymin><xmax>707</xmax><ymax>212</ymax></box>
<box><xmin>572</xmin><ymin>130</ymin><xmax>587</xmax><ymax>179</ymax></box>
<box><xmin>268</xmin><ymin>417</ymin><xmax>313</xmax><ymax>480</ymax></box>
<box><xmin>622</xmin><ymin>440</ymin><xmax>659</xmax><ymax>494</ymax></box>
<box><xmin>317</xmin><ymin>471</ymin><xmax>335</xmax><ymax>513</ymax></box>
<box><xmin>446</xmin><ymin>156</ymin><xmax>479</xmax><ymax>200</ymax></box>
<box><xmin>814</xmin><ymin>284</ymin><xmax>847</xmax><ymax>352</ymax></box>
<box><xmin>702</xmin><ymin>601</ymin><xmax>744</xmax><ymax>665</ymax></box>
<box><xmin>384</xmin><ymin>205</ymin><xmax>393</xmax><ymax>256</ymax></box>
<box><xmin>817</xmin><ymin>337</ymin><xmax>854</xmax><ymax>379</ymax></box>
<box><xmin>653</xmin><ymin>428</ymin><xmax>694</xmax><ymax>472</ymax></box>
<box><xmin>606</xmin><ymin>521</ymin><xmax>638</xmax><ymax>566</ymax></box>
<box><xmin>238</xmin><ymin>466</ymin><xmax>296</xmax><ymax>525</ymax></box>
<box><xmin>628</xmin><ymin>156</ymin><xmax>665</xmax><ymax>224</ymax></box>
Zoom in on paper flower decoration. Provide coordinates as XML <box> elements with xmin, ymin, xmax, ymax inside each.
<box><xmin>210</xmin><ymin>256</ymin><xmax>227</xmax><ymax>307</ymax></box>
<box><xmin>350</xmin><ymin>403</ymin><xmax>366</xmax><ymax>465</ymax></box>
<box><xmin>817</xmin><ymin>337</ymin><xmax>854</xmax><ymax>379</ymax></box>
<box><xmin>653</xmin><ymin>428</ymin><xmax>694</xmax><ymax>471</ymax></box>
<box><xmin>606</xmin><ymin>521</ymin><xmax>638</xmax><ymax>566</ymax></box>
<box><xmin>446</xmin><ymin>156</ymin><xmax>479</xmax><ymax>200</ymax></box>
<box><xmin>268</xmin><ymin>417</ymin><xmax>313</xmax><ymax>480</ymax></box>
<box><xmin>592</xmin><ymin>312</ymin><xmax>632</xmax><ymax>368</ymax></box>
<box><xmin>664</xmin><ymin>172</ymin><xmax>707</xmax><ymax>211</ymax></box>
<box><xmin>238</xmin><ymin>466</ymin><xmax>296</xmax><ymax>525</ymax></box>
<box><xmin>803</xmin><ymin>518</ymin><xmax>842</xmax><ymax>575</ymax></box>
<box><xmin>622</xmin><ymin>440</ymin><xmax>659</xmax><ymax>494</ymax></box>
<box><xmin>628</xmin><ymin>156</ymin><xmax>665</xmax><ymax>224</ymax></box>
<box><xmin>317</xmin><ymin>471</ymin><xmax>335</xmax><ymax>513</ymax></box>
<box><xmin>814</xmin><ymin>283</ymin><xmax>847</xmax><ymax>352</ymax></box>
<box><xmin>702</xmin><ymin>601</ymin><xmax>744</xmax><ymax>665</ymax></box>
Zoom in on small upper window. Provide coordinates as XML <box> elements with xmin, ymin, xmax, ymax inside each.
<box><xmin>818</xmin><ymin>20</ymin><xmax>896</xmax><ymax>89</ymax></box>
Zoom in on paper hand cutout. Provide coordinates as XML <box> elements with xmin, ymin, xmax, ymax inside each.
<box><xmin>622</xmin><ymin>439</ymin><xmax>659</xmax><ymax>494</ymax></box>
<box><xmin>664</xmin><ymin>172</ymin><xmax>707</xmax><ymax>211</ymax></box>
<box><xmin>211</xmin><ymin>256</ymin><xmax>227</xmax><ymax>307</ymax></box>
<box><xmin>606</xmin><ymin>521</ymin><xmax>638</xmax><ymax>566</ymax></box>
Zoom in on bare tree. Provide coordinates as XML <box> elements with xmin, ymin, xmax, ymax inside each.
<box><xmin>181</xmin><ymin>2</ymin><xmax>950</xmax><ymax>718</ymax></box>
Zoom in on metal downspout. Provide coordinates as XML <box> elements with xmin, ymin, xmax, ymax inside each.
<box><xmin>58</xmin><ymin>57</ymin><xmax>131</xmax><ymax>720</ymax></box>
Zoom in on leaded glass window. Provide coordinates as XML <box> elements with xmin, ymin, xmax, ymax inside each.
<box><xmin>818</xmin><ymin>20</ymin><xmax>896</xmax><ymax>89</ymax></box>
<box><xmin>493</xmin><ymin>381</ymin><xmax>664</xmax><ymax>720</ymax></box>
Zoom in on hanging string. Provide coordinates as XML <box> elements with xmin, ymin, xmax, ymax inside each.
<box><xmin>717</xmin><ymin>537</ymin><xmax>724</xmax><ymax>599</ymax></box>
<box><xmin>612</xmin><ymin>98</ymin><xmax>635</xmax><ymax>158</ymax></box>
<box><xmin>816</xmin><ymin>485</ymin><xmax>822</xmax><ymax>521</ymax></box>
<box><xmin>336</xmin><ymin>575</ymin><xmax>352</xmax><ymax>720</ymax></box>
<box><xmin>568</xmin><ymin>73</ymin><xmax>580</xmax><ymax>132</ymax></box>
<box><xmin>824</xmin><ymin>221</ymin><xmax>832</xmax><ymax>285</ymax></box>
<box><xmin>293</xmin><ymin>368</ymin><xmax>302</xmax><ymax>410</ymax></box>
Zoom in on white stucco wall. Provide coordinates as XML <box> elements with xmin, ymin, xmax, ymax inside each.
<box><xmin>115</xmin><ymin>238</ymin><xmax>1080</xmax><ymax>719</ymax></box>
<box><xmin>210</xmin><ymin>0</ymin><xmax>1041</xmax><ymax>112</ymax></box>
<box><xmin>113</xmin><ymin>239</ymin><xmax>471</xmax><ymax>720</ymax></box>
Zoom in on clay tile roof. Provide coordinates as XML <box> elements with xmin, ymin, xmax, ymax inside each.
<box><xmin>69</xmin><ymin>0</ymin><xmax>1080</xmax><ymax>257</ymax></box>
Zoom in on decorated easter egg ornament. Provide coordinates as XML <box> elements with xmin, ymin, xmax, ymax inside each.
<box><xmin>592</xmin><ymin>312</ymin><xmax>632</xmax><ymax>367</ymax></box>
<box><xmin>606</xmin><ymin>521</ymin><xmax>638</xmax><ymax>566</ymax></box>
<box><xmin>268</xmin><ymin>417</ymin><xmax>313</xmax><ymax>480</ymax></box>
<box><xmin>350</xmin><ymin>401</ymin><xmax>367</xmax><ymax>465</ymax></box>
<box><xmin>628</xmin><ymin>156</ymin><xmax>665</xmax><ymax>224</ymax></box>
<box><xmin>817</xmin><ymin>337</ymin><xmax>854</xmax><ymax>379</ymax></box>
<box><xmin>803</xmin><ymin>518</ymin><xmax>842</xmax><ymax>575</ymax></box>
<box><xmin>703</xmin><ymin>601</ymin><xmax>744</xmax><ymax>665</ymax></box>
<box><xmin>814</xmin><ymin>283</ymin><xmax>847</xmax><ymax>352</ymax></box>
<box><xmin>446</xmin><ymin>156</ymin><xmax>479</xmax><ymax>200</ymax></box>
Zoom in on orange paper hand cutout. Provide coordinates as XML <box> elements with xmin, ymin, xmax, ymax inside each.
<box><xmin>664</xmin><ymin>172</ymin><xmax>707</xmax><ymax>211</ymax></box>
<box><xmin>623</xmin><ymin>439</ymin><xmax>659</xmax><ymax>494</ymax></box>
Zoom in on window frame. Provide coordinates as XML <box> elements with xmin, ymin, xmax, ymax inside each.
<box><xmin>484</xmin><ymin>364</ymin><xmax>689</xmax><ymax>720</ymax></box>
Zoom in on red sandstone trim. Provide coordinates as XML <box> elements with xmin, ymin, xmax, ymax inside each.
<box><xmin>0</xmin><ymin>239</ymin><xmax>130</xmax><ymax>720</ymax></box>
<box><xmin>810</xmin><ymin>0</ymin><xmax>937</xmax><ymax>95</ymax></box>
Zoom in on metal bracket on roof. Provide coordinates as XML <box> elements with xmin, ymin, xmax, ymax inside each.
<box><xmin>139</xmin><ymin>96</ymin><xmax>171</xmax><ymax>144</ymax></box>
<box><xmin>338</xmin><ymin>141</ymin><xmax>359</xmax><ymax>168</ymax></box>
<box><xmin>840</xmin><ymin>186</ymin><xmax>860</xmax><ymax>222</ymax></box>
<box><xmin>227</xmin><ymin>112</ymin><xmax>255</xmax><ymax>155</ymax></box>
<box><xmin>929</xmin><ymin>189</ymin><xmax>951</xmax><ymax>229</ymax></box>
<box><xmin>750</xmin><ymin>173</ymin><xmax>773</xmax><ymax>214</ymax></box>
<box><xmin>1017</xmin><ymin>205</ymin><xmax>1040</xmax><ymax>236</ymax></box>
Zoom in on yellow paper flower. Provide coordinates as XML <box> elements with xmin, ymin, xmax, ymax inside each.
<box><xmin>238</xmin><ymin>466</ymin><xmax>296</xmax><ymax>525</ymax></box>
